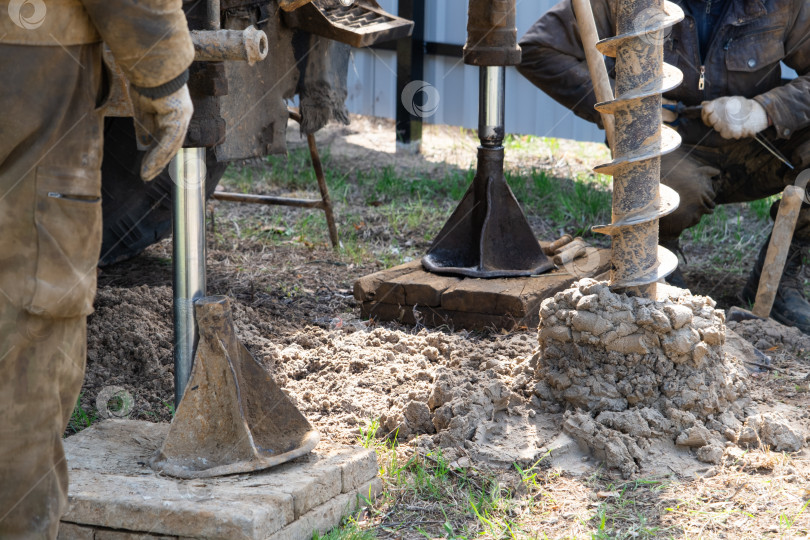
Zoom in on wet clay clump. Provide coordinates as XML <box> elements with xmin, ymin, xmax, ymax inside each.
<box><xmin>534</xmin><ymin>278</ymin><xmax>805</xmax><ymax>476</ymax></box>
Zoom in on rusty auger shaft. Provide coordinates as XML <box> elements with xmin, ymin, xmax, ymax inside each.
<box><xmin>591</xmin><ymin>0</ymin><xmax>684</xmax><ymax>297</ymax></box>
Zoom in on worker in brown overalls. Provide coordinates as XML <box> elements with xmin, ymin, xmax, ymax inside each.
<box><xmin>518</xmin><ymin>0</ymin><xmax>810</xmax><ymax>333</ymax></box>
<box><xmin>0</xmin><ymin>1</ymin><xmax>194</xmax><ymax>536</ymax></box>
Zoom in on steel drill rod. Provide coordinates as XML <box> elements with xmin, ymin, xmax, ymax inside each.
<box><xmin>172</xmin><ymin>148</ymin><xmax>207</xmax><ymax>407</ymax></box>
<box><xmin>211</xmin><ymin>191</ymin><xmax>326</xmax><ymax>208</ymax></box>
<box><xmin>479</xmin><ymin>66</ymin><xmax>505</xmax><ymax>148</ymax></box>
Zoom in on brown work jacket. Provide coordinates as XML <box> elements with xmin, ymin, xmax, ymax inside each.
<box><xmin>518</xmin><ymin>0</ymin><xmax>810</xmax><ymax>147</ymax></box>
<box><xmin>0</xmin><ymin>0</ymin><xmax>193</xmax><ymax>89</ymax></box>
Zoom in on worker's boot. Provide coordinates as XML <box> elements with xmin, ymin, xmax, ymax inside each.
<box><xmin>742</xmin><ymin>235</ymin><xmax>810</xmax><ymax>334</ymax></box>
<box><xmin>661</xmin><ymin>237</ymin><xmax>688</xmax><ymax>289</ymax></box>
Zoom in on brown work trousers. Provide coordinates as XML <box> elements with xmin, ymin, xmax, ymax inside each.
<box><xmin>660</xmin><ymin>127</ymin><xmax>810</xmax><ymax>243</ymax></box>
<box><xmin>0</xmin><ymin>44</ymin><xmax>104</xmax><ymax>539</ymax></box>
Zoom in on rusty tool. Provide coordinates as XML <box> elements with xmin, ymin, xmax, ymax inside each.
<box><xmin>422</xmin><ymin>0</ymin><xmax>553</xmax><ymax>278</ymax></box>
<box><xmin>668</xmin><ymin>101</ymin><xmax>795</xmax><ymax>170</ymax></box>
<box><xmin>151</xmin><ymin>296</ymin><xmax>319</xmax><ymax>478</ymax></box>
<box><xmin>281</xmin><ymin>0</ymin><xmax>414</xmax><ymax>48</ymax></box>
<box><xmin>755</xmin><ymin>133</ymin><xmax>795</xmax><ymax>170</ymax></box>
<box><xmin>212</xmin><ymin>109</ymin><xmax>340</xmax><ymax>248</ymax></box>
<box><xmin>580</xmin><ymin>0</ymin><xmax>684</xmax><ymax>297</ymax></box>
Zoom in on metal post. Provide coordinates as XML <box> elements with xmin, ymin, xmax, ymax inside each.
<box><xmin>395</xmin><ymin>0</ymin><xmax>425</xmax><ymax>153</ymax></box>
<box><xmin>207</xmin><ymin>0</ymin><xmax>220</xmax><ymax>30</ymax></box>
<box><xmin>479</xmin><ymin>66</ymin><xmax>505</xmax><ymax>148</ymax></box>
<box><xmin>172</xmin><ymin>148</ymin><xmax>207</xmax><ymax>407</ymax></box>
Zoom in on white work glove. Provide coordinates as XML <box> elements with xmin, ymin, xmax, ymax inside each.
<box><xmin>701</xmin><ymin>96</ymin><xmax>769</xmax><ymax>140</ymax></box>
<box><xmin>130</xmin><ymin>85</ymin><xmax>193</xmax><ymax>181</ymax></box>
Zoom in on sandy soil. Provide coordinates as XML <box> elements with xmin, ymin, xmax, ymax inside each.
<box><xmin>78</xmin><ymin>115</ymin><xmax>810</xmax><ymax>538</ymax></box>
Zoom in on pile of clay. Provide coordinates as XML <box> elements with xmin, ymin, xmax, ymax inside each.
<box><xmin>533</xmin><ymin>278</ymin><xmax>805</xmax><ymax>477</ymax></box>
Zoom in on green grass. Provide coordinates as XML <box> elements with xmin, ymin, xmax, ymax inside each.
<box><xmin>313</xmin><ymin>521</ymin><xmax>376</xmax><ymax>540</ymax></box>
<box><xmin>218</xmin><ymin>135</ymin><xmax>788</xmax><ymax>279</ymax></box>
<box><xmin>587</xmin><ymin>478</ymin><xmax>672</xmax><ymax>539</ymax></box>
<box><xmin>66</xmin><ymin>393</ymin><xmax>97</xmax><ymax>435</ymax></box>
<box><xmin>215</xmin><ymin>137</ymin><xmax>620</xmax><ymax>273</ymax></box>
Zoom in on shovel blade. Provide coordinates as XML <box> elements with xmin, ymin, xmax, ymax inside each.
<box><xmin>151</xmin><ymin>296</ymin><xmax>319</xmax><ymax>479</ymax></box>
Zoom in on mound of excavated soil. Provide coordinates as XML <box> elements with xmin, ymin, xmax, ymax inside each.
<box><xmin>533</xmin><ymin>279</ymin><xmax>806</xmax><ymax>477</ymax></box>
<box><xmin>727</xmin><ymin>316</ymin><xmax>810</xmax><ymax>355</ymax></box>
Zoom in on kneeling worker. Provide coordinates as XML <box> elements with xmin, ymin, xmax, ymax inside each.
<box><xmin>517</xmin><ymin>0</ymin><xmax>810</xmax><ymax>333</ymax></box>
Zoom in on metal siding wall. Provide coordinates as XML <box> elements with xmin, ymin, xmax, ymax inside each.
<box><xmin>345</xmin><ymin>0</ymin><xmax>606</xmax><ymax>142</ymax></box>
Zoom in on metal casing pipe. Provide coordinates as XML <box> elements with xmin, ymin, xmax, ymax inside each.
<box><xmin>479</xmin><ymin>66</ymin><xmax>505</xmax><ymax>148</ymax></box>
<box><xmin>463</xmin><ymin>0</ymin><xmax>521</xmax><ymax>66</ymax></box>
<box><xmin>191</xmin><ymin>27</ymin><xmax>269</xmax><ymax>65</ymax></box>
<box><xmin>172</xmin><ymin>148</ymin><xmax>208</xmax><ymax>406</ymax></box>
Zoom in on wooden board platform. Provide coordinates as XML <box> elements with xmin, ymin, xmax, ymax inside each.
<box><xmin>353</xmin><ymin>248</ymin><xmax>611</xmax><ymax>331</ymax></box>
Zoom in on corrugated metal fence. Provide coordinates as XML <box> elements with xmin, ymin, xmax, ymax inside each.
<box><xmin>345</xmin><ymin>1</ymin><xmax>799</xmax><ymax>143</ymax></box>
<box><xmin>345</xmin><ymin>0</ymin><xmax>606</xmax><ymax>142</ymax></box>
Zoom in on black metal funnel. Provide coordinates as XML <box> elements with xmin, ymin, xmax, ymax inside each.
<box><xmin>422</xmin><ymin>66</ymin><xmax>553</xmax><ymax>278</ymax></box>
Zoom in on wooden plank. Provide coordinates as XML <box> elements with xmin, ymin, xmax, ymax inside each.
<box><xmin>361</xmin><ymin>302</ymin><xmax>533</xmax><ymax>331</ymax></box>
<box><xmin>440</xmin><ymin>277</ymin><xmax>530</xmax><ymax>316</ymax></box>
<box><xmin>373</xmin><ymin>278</ymin><xmax>406</xmax><ymax>305</ymax></box>
<box><xmin>356</xmin><ymin>248</ymin><xmax>611</xmax><ymax>331</ymax></box>
<box><xmin>380</xmin><ymin>269</ymin><xmax>460</xmax><ymax>307</ymax></box>
<box><xmin>352</xmin><ymin>260</ymin><xmax>421</xmax><ymax>302</ymax></box>
<box><xmin>355</xmin><ymin>241</ymin><xmax>554</xmax><ymax>303</ymax></box>
<box><xmin>440</xmin><ymin>248</ymin><xmax>611</xmax><ymax>318</ymax></box>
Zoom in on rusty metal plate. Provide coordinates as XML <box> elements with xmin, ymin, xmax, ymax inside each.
<box><xmin>282</xmin><ymin>0</ymin><xmax>414</xmax><ymax>48</ymax></box>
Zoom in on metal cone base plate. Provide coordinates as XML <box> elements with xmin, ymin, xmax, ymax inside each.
<box><xmin>423</xmin><ymin>148</ymin><xmax>553</xmax><ymax>278</ymax></box>
<box><xmin>151</xmin><ymin>296</ymin><xmax>319</xmax><ymax>479</ymax></box>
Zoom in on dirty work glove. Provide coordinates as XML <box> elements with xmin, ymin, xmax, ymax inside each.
<box><xmin>130</xmin><ymin>84</ymin><xmax>193</xmax><ymax>181</ymax></box>
<box><xmin>701</xmin><ymin>96</ymin><xmax>769</xmax><ymax>140</ymax></box>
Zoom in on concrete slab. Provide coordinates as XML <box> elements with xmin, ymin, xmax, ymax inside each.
<box><xmin>59</xmin><ymin>420</ymin><xmax>379</xmax><ymax>540</ymax></box>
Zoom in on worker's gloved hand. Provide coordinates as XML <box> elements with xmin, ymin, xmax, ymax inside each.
<box><xmin>701</xmin><ymin>96</ymin><xmax>769</xmax><ymax>140</ymax></box>
<box><xmin>661</xmin><ymin>98</ymin><xmax>679</xmax><ymax>124</ymax></box>
<box><xmin>130</xmin><ymin>84</ymin><xmax>194</xmax><ymax>181</ymax></box>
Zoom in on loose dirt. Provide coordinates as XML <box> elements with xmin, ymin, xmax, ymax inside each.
<box><xmin>76</xmin><ymin>115</ymin><xmax>810</xmax><ymax>537</ymax></box>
